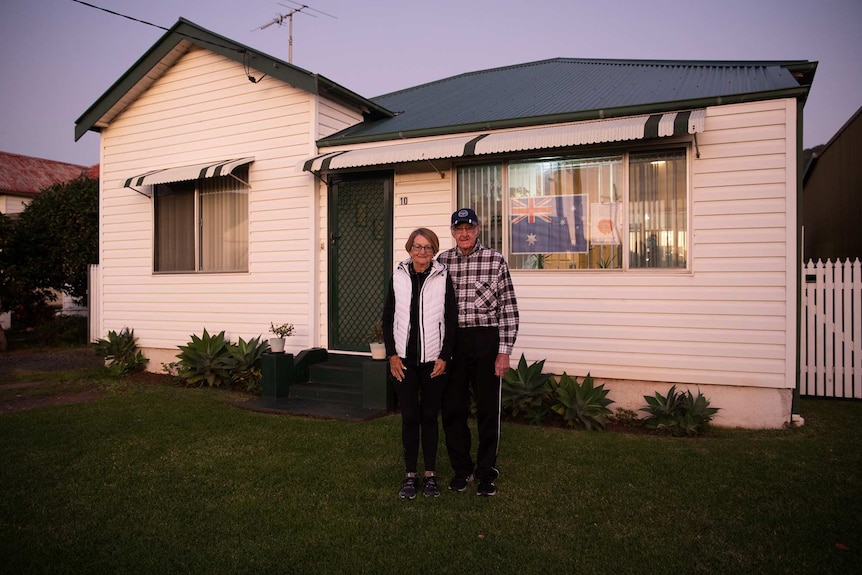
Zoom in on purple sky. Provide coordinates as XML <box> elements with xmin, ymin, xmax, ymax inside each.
<box><xmin>1</xmin><ymin>0</ymin><xmax>860</xmax><ymax>166</ymax></box>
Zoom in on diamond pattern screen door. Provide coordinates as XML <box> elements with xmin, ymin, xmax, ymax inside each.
<box><xmin>327</xmin><ymin>172</ymin><xmax>393</xmax><ymax>352</ymax></box>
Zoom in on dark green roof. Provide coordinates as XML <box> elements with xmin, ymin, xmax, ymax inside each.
<box><xmin>75</xmin><ymin>18</ymin><xmax>391</xmax><ymax>141</ymax></box>
<box><xmin>318</xmin><ymin>58</ymin><xmax>816</xmax><ymax>147</ymax></box>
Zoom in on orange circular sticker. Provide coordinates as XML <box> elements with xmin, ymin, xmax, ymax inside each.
<box><xmin>597</xmin><ymin>219</ymin><xmax>613</xmax><ymax>235</ymax></box>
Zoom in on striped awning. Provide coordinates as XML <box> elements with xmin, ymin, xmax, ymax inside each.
<box><xmin>304</xmin><ymin>110</ymin><xmax>704</xmax><ymax>172</ymax></box>
<box><xmin>303</xmin><ymin>136</ymin><xmax>478</xmax><ymax>172</ymax></box>
<box><xmin>123</xmin><ymin>157</ymin><xmax>254</xmax><ymax>196</ymax></box>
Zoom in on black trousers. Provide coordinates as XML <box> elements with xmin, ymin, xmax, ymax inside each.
<box><xmin>442</xmin><ymin>327</ymin><xmax>501</xmax><ymax>482</ymax></box>
<box><xmin>393</xmin><ymin>361</ymin><xmax>445</xmax><ymax>474</ymax></box>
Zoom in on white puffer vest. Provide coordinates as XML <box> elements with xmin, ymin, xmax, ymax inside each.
<box><xmin>392</xmin><ymin>259</ymin><xmax>448</xmax><ymax>363</ymax></box>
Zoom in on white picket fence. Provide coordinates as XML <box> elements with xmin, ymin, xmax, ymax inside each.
<box><xmin>801</xmin><ymin>259</ymin><xmax>862</xmax><ymax>398</ymax></box>
<box><xmin>88</xmin><ymin>264</ymin><xmax>101</xmax><ymax>344</ymax></box>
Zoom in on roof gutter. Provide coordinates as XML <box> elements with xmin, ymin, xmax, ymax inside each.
<box><xmin>318</xmin><ymin>86</ymin><xmax>812</xmax><ymax>148</ymax></box>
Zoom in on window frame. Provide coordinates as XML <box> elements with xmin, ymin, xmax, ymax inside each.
<box><xmin>454</xmin><ymin>140</ymin><xmax>693</xmax><ymax>272</ymax></box>
<box><xmin>152</xmin><ymin>167</ymin><xmax>250</xmax><ymax>274</ymax></box>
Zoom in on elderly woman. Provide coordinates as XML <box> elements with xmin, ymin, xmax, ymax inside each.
<box><xmin>381</xmin><ymin>227</ymin><xmax>457</xmax><ymax>499</ymax></box>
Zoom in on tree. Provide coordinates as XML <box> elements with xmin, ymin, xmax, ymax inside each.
<box><xmin>0</xmin><ymin>176</ymin><xmax>98</xmax><ymax>320</ymax></box>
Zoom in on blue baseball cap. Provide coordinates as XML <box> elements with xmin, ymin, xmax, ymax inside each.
<box><xmin>451</xmin><ymin>208</ymin><xmax>479</xmax><ymax>227</ymax></box>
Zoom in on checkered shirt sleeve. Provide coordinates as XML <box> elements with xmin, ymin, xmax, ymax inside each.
<box><xmin>438</xmin><ymin>242</ymin><xmax>519</xmax><ymax>355</ymax></box>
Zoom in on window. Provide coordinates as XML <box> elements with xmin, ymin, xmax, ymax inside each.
<box><xmin>456</xmin><ymin>148</ymin><xmax>688</xmax><ymax>270</ymax></box>
<box><xmin>153</xmin><ymin>167</ymin><xmax>249</xmax><ymax>272</ymax></box>
<box><xmin>628</xmin><ymin>150</ymin><xmax>687</xmax><ymax>269</ymax></box>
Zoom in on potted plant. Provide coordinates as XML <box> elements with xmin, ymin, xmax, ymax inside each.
<box><xmin>369</xmin><ymin>320</ymin><xmax>386</xmax><ymax>360</ymax></box>
<box><xmin>268</xmin><ymin>322</ymin><xmax>295</xmax><ymax>353</ymax></box>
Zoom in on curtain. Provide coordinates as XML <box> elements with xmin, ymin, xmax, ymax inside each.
<box><xmin>200</xmin><ymin>172</ymin><xmax>248</xmax><ymax>271</ymax></box>
<box><xmin>154</xmin><ymin>182</ymin><xmax>195</xmax><ymax>272</ymax></box>
<box><xmin>628</xmin><ymin>150</ymin><xmax>687</xmax><ymax>268</ymax></box>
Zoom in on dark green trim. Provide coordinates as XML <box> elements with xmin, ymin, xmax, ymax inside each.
<box><xmin>318</xmin><ymin>87</ymin><xmax>812</xmax><ymax>148</ymax></box>
<box><xmin>463</xmin><ymin>134</ymin><xmax>489</xmax><ymax>156</ymax></box>
<box><xmin>673</xmin><ymin>111</ymin><xmax>692</xmax><ymax>135</ymax></box>
<box><xmin>75</xmin><ymin>18</ymin><xmax>392</xmax><ymax>141</ymax></box>
<box><xmin>793</xmin><ymin>101</ymin><xmax>804</xmax><ymax>417</ymax></box>
<box><xmin>643</xmin><ymin>115</ymin><xmax>661</xmax><ymax>139</ymax></box>
<box><xmin>326</xmin><ymin>171</ymin><xmax>393</xmax><ymax>351</ymax></box>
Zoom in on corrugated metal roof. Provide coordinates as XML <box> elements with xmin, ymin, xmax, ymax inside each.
<box><xmin>124</xmin><ymin>157</ymin><xmax>255</xmax><ymax>192</ymax></box>
<box><xmin>474</xmin><ymin>110</ymin><xmax>705</xmax><ymax>155</ymax></box>
<box><xmin>304</xmin><ymin>110</ymin><xmax>705</xmax><ymax>172</ymax></box>
<box><xmin>0</xmin><ymin>151</ymin><xmax>95</xmax><ymax>196</ymax></box>
<box><xmin>304</xmin><ymin>136</ymin><xmax>478</xmax><ymax>171</ymax></box>
<box><xmin>319</xmin><ymin>58</ymin><xmax>814</xmax><ymax>146</ymax></box>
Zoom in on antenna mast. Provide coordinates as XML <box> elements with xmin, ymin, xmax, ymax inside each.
<box><xmin>253</xmin><ymin>2</ymin><xmax>336</xmax><ymax>64</ymax></box>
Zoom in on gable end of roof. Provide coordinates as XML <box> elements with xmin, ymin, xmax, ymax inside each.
<box><xmin>75</xmin><ymin>18</ymin><xmax>392</xmax><ymax>141</ymax></box>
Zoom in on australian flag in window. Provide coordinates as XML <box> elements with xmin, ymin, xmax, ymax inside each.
<box><xmin>510</xmin><ymin>195</ymin><xmax>588</xmax><ymax>254</ymax></box>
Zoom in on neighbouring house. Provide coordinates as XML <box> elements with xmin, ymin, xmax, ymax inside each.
<box><xmin>76</xmin><ymin>18</ymin><xmax>816</xmax><ymax>428</ymax></box>
<box><xmin>0</xmin><ymin>151</ymin><xmax>98</xmax><ymax>328</ymax></box>
<box><xmin>803</xmin><ymin>105</ymin><xmax>862</xmax><ymax>262</ymax></box>
<box><xmin>0</xmin><ymin>151</ymin><xmax>94</xmax><ymax>218</ymax></box>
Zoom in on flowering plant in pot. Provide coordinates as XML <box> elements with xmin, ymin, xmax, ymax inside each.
<box><xmin>268</xmin><ymin>322</ymin><xmax>295</xmax><ymax>353</ymax></box>
<box><xmin>369</xmin><ymin>320</ymin><xmax>386</xmax><ymax>360</ymax></box>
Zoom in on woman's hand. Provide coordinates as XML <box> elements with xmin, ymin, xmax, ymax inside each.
<box><xmin>431</xmin><ymin>358</ymin><xmax>446</xmax><ymax>378</ymax></box>
<box><xmin>389</xmin><ymin>355</ymin><xmax>405</xmax><ymax>382</ymax></box>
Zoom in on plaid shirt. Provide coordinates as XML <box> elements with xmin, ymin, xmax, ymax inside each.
<box><xmin>438</xmin><ymin>241</ymin><xmax>519</xmax><ymax>355</ymax></box>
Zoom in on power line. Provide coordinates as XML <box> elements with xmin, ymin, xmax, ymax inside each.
<box><xmin>69</xmin><ymin>0</ymin><xmax>247</xmax><ymax>55</ymax></box>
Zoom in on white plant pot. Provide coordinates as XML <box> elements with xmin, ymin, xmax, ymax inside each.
<box><xmin>369</xmin><ymin>342</ymin><xmax>386</xmax><ymax>360</ymax></box>
<box><xmin>269</xmin><ymin>337</ymin><xmax>285</xmax><ymax>353</ymax></box>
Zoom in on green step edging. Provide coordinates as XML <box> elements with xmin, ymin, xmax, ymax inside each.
<box><xmin>262</xmin><ymin>349</ymin><xmax>394</xmax><ymax>411</ymax></box>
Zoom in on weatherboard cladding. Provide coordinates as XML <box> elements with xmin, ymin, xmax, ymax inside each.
<box><xmin>321</xmin><ymin>58</ymin><xmax>807</xmax><ymax>144</ymax></box>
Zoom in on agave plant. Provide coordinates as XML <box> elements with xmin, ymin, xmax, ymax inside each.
<box><xmin>550</xmin><ymin>372</ymin><xmax>614</xmax><ymax>430</ymax></box>
<box><xmin>677</xmin><ymin>388</ymin><xmax>720</xmax><ymax>436</ymax></box>
<box><xmin>640</xmin><ymin>384</ymin><xmax>684</xmax><ymax>432</ymax></box>
<box><xmin>94</xmin><ymin>327</ymin><xmax>149</xmax><ymax>376</ymax></box>
<box><xmin>640</xmin><ymin>385</ymin><xmax>719</xmax><ymax>436</ymax></box>
<box><xmin>502</xmin><ymin>354</ymin><xmax>552</xmax><ymax>424</ymax></box>
<box><xmin>228</xmin><ymin>335</ymin><xmax>268</xmax><ymax>391</ymax></box>
<box><xmin>175</xmin><ymin>328</ymin><xmax>234</xmax><ymax>387</ymax></box>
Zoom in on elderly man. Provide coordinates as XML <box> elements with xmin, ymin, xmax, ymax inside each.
<box><xmin>437</xmin><ymin>208</ymin><xmax>519</xmax><ymax>496</ymax></box>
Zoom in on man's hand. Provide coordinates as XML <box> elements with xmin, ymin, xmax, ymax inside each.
<box><xmin>494</xmin><ymin>353</ymin><xmax>510</xmax><ymax>378</ymax></box>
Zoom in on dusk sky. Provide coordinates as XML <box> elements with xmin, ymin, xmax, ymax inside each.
<box><xmin>1</xmin><ymin>0</ymin><xmax>860</xmax><ymax>166</ymax></box>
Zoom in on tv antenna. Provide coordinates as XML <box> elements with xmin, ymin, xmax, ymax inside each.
<box><xmin>253</xmin><ymin>2</ymin><xmax>336</xmax><ymax>64</ymax></box>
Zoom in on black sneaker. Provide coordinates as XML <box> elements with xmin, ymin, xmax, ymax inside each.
<box><xmin>448</xmin><ymin>474</ymin><xmax>474</xmax><ymax>492</ymax></box>
<box><xmin>477</xmin><ymin>480</ymin><xmax>497</xmax><ymax>497</ymax></box>
<box><xmin>399</xmin><ymin>476</ymin><xmax>418</xmax><ymax>500</ymax></box>
<box><xmin>423</xmin><ymin>476</ymin><xmax>440</xmax><ymax>498</ymax></box>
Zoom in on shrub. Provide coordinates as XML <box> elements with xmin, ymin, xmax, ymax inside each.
<box><xmin>228</xmin><ymin>336</ymin><xmax>268</xmax><ymax>392</ymax></box>
<box><xmin>640</xmin><ymin>385</ymin><xmax>719</xmax><ymax>436</ymax></box>
<box><xmin>549</xmin><ymin>372</ymin><xmax>614</xmax><ymax>431</ymax></box>
<box><xmin>501</xmin><ymin>354</ymin><xmax>552</xmax><ymax>425</ymax></box>
<box><xmin>176</xmin><ymin>329</ymin><xmax>233</xmax><ymax>388</ymax></box>
<box><xmin>175</xmin><ymin>329</ymin><xmax>268</xmax><ymax>391</ymax></box>
<box><xmin>94</xmin><ymin>327</ymin><xmax>149</xmax><ymax>376</ymax></box>
<box><xmin>608</xmin><ymin>407</ymin><xmax>641</xmax><ymax>428</ymax></box>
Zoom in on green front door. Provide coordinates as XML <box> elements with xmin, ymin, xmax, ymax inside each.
<box><xmin>327</xmin><ymin>172</ymin><xmax>393</xmax><ymax>352</ymax></box>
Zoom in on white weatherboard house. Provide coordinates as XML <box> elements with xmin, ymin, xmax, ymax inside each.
<box><xmin>77</xmin><ymin>19</ymin><xmax>817</xmax><ymax>429</ymax></box>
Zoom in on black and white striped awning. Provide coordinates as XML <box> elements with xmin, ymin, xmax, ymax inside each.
<box><xmin>124</xmin><ymin>157</ymin><xmax>254</xmax><ymax>196</ymax></box>
<box><xmin>304</xmin><ymin>110</ymin><xmax>705</xmax><ymax>172</ymax></box>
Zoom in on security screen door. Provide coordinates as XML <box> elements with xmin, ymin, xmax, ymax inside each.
<box><xmin>327</xmin><ymin>172</ymin><xmax>393</xmax><ymax>351</ymax></box>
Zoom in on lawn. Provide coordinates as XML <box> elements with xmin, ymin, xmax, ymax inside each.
<box><xmin>0</xmin><ymin>374</ymin><xmax>859</xmax><ymax>574</ymax></box>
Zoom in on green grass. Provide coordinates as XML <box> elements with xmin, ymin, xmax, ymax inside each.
<box><xmin>1</xmin><ymin>379</ymin><xmax>859</xmax><ymax>574</ymax></box>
